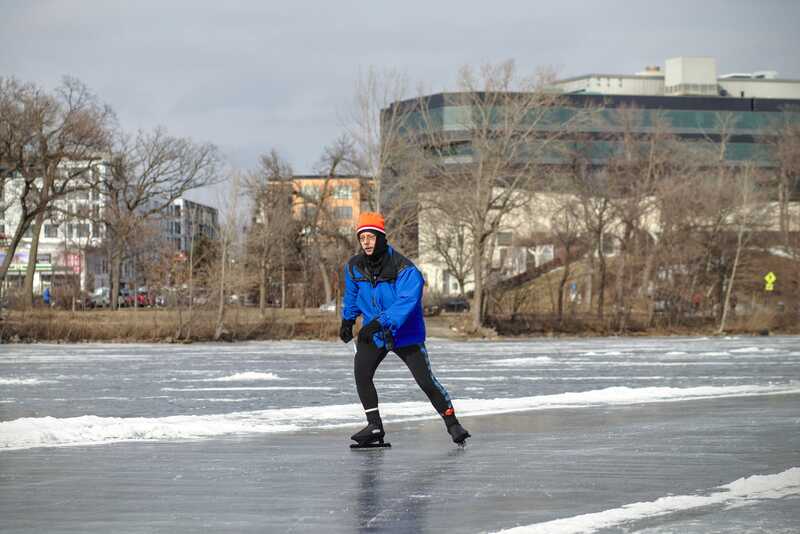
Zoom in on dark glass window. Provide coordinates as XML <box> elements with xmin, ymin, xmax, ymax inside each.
<box><xmin>44</xmin><ymin>224</ymin><xmax>59</xmax><ymax>238</ymax></box>
<box><xmin>334</xmin><ymin>185</ymin><xmax>352</xmax><ymax>199</ymax></box>
<box><xmin>496</xmin><ymin>232</ymin><xmax>513</xmax><ymax>246</ymax></box>
<box><xmin>333</xmin><ymin>206</ymin><xmax>353</xmax><ymax>219</ymax></box>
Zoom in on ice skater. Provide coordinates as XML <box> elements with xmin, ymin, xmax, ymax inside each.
<box><xmin>339</xmin><ymin>212</ymin><xmax>470</xmax><ymax>448</ymax></box>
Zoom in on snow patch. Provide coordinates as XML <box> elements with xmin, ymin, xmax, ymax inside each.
<box><xmin>161</xmin><ymin>387</ymin><xmax>333</xmax><ymax>392</ymax></box>
<box><xmin>492</xmin><ymin>467</ymin><xmax>800</xmax><ymax>533</ymax></box>
<box><xmin>490</xmin><ymin>357</ymin><xmax>555</xmax><ymax>366</ymax></box>
<box><xmin>0</xmin><ymin>377</ymin><xmax>55</xmax><ymax>385</ymax></box>
<box><xmin>197</xmin><ymin>372</ymin><xmax>284</xmax><ymax>382</ymax></box>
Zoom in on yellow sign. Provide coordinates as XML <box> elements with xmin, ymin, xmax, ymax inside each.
<box><xmin>764</xmin><ymin>272</ymin><xmax>776</xmax><ymax>292</ymax></box>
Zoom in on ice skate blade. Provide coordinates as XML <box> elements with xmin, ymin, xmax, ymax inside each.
<box><xmin>451</xmin><ymin>431</ymin><xmax>471</xmax><ymax>448</ymax></box>
<box><xmin>350</xmin><ymin>442</ymin><xmax>391</xmax><ymax>449</ymax></box>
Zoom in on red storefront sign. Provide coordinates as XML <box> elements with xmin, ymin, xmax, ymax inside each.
<box><xmin>64</xmin><ymin>253</ymin><xmax>82</xmax><ymax>274</ymax></box>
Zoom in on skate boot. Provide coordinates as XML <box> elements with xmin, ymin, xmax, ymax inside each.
<box><xmin>447</xmin><ymin>423</ymin><xmax>471</xmax><ymax>446</ymax></box>
<box><xmin>351</xmin><ymin>423</ymin><xmax>385</xmax><ymax>444</ymax></box>
<box><xmin>350</xmin><ymin>410</ymin><xmax>391</xmax><ymax>449</ymax></box>
<box><xmin>443</xmin><ymin>408</ymin><xmax>471</xmax><ymax>447</ymax></box>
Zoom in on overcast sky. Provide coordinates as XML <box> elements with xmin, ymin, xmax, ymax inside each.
<box><xmin>2</xmin><ymin>0</ymin><xmax>798</xmax><ymax>206</ymax></box>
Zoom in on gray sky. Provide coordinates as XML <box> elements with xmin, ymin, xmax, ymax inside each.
<box><xmin>2</xmin><ymin>0</ymin><xmax>798</xmax><ymax>206</ymax></box>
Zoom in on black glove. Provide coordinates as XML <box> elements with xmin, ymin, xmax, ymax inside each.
<box><xmin>357</xmin><ymin>319</ymin><xmax>382</xmax><ymax>345</ymax></box>
<box><xmin>339</xmin><ymin>319</ymin><xmax>355</xmax><ymax>343</ymax></box>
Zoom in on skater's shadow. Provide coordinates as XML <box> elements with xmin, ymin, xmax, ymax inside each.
<box><xmin>355</xmin><ymin>448</ymin><xmax>463</xmax><ymax>532</ymax></box>
<box><xmin>355</xmin><ymin>451</ymin><xmax>388</xmax><ymax>532</ymax></box>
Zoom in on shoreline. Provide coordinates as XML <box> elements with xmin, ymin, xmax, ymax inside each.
<box><xmin>1</xmin><ymin>309</ymin><xmax>797</xmax><ymax>344</ymax></box>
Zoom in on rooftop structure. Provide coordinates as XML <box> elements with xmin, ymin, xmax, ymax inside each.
<box><xmin>553</xmin><ymin>56</ymin><xmax>800</xmax><ymax>100</ymax></box>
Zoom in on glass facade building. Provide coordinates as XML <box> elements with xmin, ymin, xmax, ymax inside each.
<box><xmin>391</xmin><ymin>92</ymin><xmax>800</xmax><ymax>168</ymax></box>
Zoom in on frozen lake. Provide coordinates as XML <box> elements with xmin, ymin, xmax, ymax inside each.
<box><xmin>1</xmin><ymin>336</ymin><xmax>799</xmax><ymax>533</ymax></box>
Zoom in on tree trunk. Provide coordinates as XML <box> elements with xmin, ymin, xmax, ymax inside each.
<box><xmin>719</xmin><ymin>228</ymin><xmax>745</xmax><ymax>333</ymax></box>
<box><xmin>779</xmin><ymin>176</ymin><xmax>788</xmax><ymax>248</ymax></box>
<box><xmin>614</xmin><ymin>244</ymin><xmax>626</xmax><ymax>331</ymax></box>
<box><xmin>214</xmin><ymin>240</ymin><xmax>227</xmax><ymax>340</ymax></box>
<box><xmin>186</xmin><ymin>230</ymin><xmax>195</xmax><ymax>341</ymax></box>
<box><xmin>318</xmin><ymin>260</ymin><xmax>332</xmax><ymax>305</ymax></box>
<box><xmin>111</xmin><ymin>251</ymin><xmax>122</xmax><ymax>310</ymax></box>
<box><xmin>557</xmin><ymin>258</ymin><xmax>571</xmax><ymax>324</ymax></box>
<box><xmin>280</xmin><ymin>238</ymin><xmax>286</xmax><ymax>310</ymax></box>
<box><xmin>596</xmin><ymin>240</ymin><xmax>607</xmax><ymax>321</ymax></box>
<box><xmin>0</xmin><ymin>220</ymin><xmax>32</xmax><ymax>288</ymax></box>
<box><xmin>132</xmin><ymin>255</ymin><xmax>139</xmax><ymax>310</ymax></box>
<box><xmin>22</xmin><ymin>212</ymin><xmax>46</xmax><ymax>309</ymax></box>
<box><xmin>259</xmin><ymin>261</ymin><xmax>267</xmax><ymax>318</ymax></box>
<box><xmin>471</xmin><ymin>239</ymin><xmax>484</xmax><ymax>331</ymax></box>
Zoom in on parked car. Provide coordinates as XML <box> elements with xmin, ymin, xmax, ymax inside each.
<box><xmin>423</xmin><ymin>303</ymin><xmax>441</xmax><ymax>317</ymax></box>
<box><xmin>90</xmin><ymin>287</ymin><xmax>111</xmax><ymax>308</ymax></box>
<box><xmin>135</xmin><ymin>287</ymin><xmax>152</xmax><ymax>307</ymax></box>
<box><xmin>319</xmin><ymin>301</ymin><xmax>336</xmax><ymax>313</ymax></box>
<box><xmin>441</xmin><ymin>296</ymin><xmax>470</xmax><ymax>313</ymax></box>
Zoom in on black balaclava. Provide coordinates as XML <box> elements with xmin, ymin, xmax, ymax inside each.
<box><xmin>360</xmin><ymin>230</ymin><xmax>388</xmax><ymax>275</ymax></box>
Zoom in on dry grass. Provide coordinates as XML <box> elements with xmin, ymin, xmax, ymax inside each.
<box><xmin>0</xmin><ymin>307</ymin><xmax>340</xmax><ymax>343</ymax></box>
<box><xmin>489</xmin><ymin>253</ymin><xmax>800</xmax><ymax>337</ymax></box>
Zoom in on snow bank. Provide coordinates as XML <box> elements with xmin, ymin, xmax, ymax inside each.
<box><xmin>492</xmin><ymin>467</ymin><xmax>800</xmax><ymax>533</ymax></box>
<box><xmin>2</xmin><ymin>383</ymin><xmax>798</xmax><ymax>451</ymax></box>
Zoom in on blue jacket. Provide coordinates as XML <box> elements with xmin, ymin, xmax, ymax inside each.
<box><xmin>342</xmin><ymin>246</ymin><xmax>426</xmax><ymax>349</ymax></box>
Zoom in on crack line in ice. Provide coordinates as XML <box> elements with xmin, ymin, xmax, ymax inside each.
<box><xmin>2</xmin><ymin>383</ymin><xmax>799</xmax><ymax>451</ymax></box>
<box><xmin>491</xmin><ymin>467</ymin><xmax>800</xmax><ymax>534</ymax></box>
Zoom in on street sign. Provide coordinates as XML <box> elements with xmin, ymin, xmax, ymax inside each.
<box><xmin>764</xmin><ymin>272</ymin><xmax>777</xmax><ymax>292</ymax></box>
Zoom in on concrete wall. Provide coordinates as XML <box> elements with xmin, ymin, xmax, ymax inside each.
<box><xmin>719</xmin><ymin>80</ymin><xmax>800</xmax><ymax>100</ymax></box>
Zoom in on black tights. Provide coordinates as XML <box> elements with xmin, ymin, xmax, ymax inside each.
<box><xmin>354</xmin><ymin>341</ymin><xmax>452</xmax><ymax>416</ymax></box>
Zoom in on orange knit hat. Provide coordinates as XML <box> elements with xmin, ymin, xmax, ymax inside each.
<box><xmin>356</xmin><ymin>212</ymin><xmax>385</xmax><ymax>235</ymax></box>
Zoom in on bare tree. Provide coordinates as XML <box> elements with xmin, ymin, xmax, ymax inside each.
<box><xmin>346</xmin><ymin>67</ymin><xmax>421</xmax><ymax>249</ymax></box>
<box><xmin>0</xmin><ymin>77</ymin><xmax>114</xmax><ymax>305</ymax></box>
<box><xmin>413</xmin><ymin>61</ymin><xmax>570</xmax><ymax>330</ymax></box>
<box><xmin>718</xmin><ymin>163</ymin><xmax>770</xmax><ymax>333</ymax></box>
<box><xmin>246</xmin><ymin>149</ymin><xmax>296</xmax><ymax>316</ymax></box>
<box><xmin>212</xmin><ymin>172</ymin><xmax>246</xmax><ymax>341</ymax></box>
<box><xmin>99</xmin><ymin>128</ymin><xmax>220</xmax><ymax>309</ymax></box>
<box><xmin>604</xmin><ymin>108</ymin><xmax>680</xmax><ymax>330</ymax></box>
<box><xmin>646</xmin><ymin>141</ymin><xmax>709</xmax><ymax>325</ymax></box>
<box><xmin>291</xmin><ymin>136</ymin><xmax>361</xmax><ymax>311</ymax></box>
<box><xmin>549</xmin><ymin>200</ymin><xmax>584</xmax><ymax>324</ymax></box>
<box><xmin>771</xmin><ymin>108</ymin><xmax>800</xmax><ymax>254</ymax></box>
<box><xmin>419</xmin><ymin>205</ymin><xmax>473</xmax><ymax>296</ymax></box>
<box><xmin>557</xmin><ymin>129</ymin><xmax>615</xmax><ymax>322</ymax></box>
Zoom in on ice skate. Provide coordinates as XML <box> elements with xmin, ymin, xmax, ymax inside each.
<box><xmin>447</xmin><ymin>423</ymin><xmax>471</xmax><ymax>447</ymax></box>
<box><xmin>349</xmin><ymin>423</ymin><xmax>391</xmax><ymax>449</ymax></box>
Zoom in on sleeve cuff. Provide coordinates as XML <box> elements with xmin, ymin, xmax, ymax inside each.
<box><xmin>377</xmin><ymin>313</ymin><xmax>392</xmax><ymax>330</ymax></box>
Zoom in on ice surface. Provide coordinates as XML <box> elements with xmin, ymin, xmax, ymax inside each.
<box><xmin>1</xmin><ymin>336</ymin><xmax>799</xmax><ymax>532</ymax></box>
